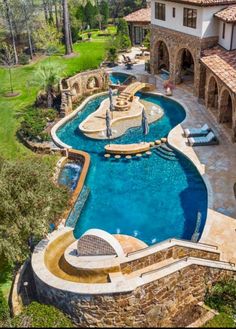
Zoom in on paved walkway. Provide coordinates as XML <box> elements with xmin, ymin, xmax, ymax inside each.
<box><xmin>108</xmin><ymin>57</ymin><xmax>236</xmax><ymax>263</ymax></box>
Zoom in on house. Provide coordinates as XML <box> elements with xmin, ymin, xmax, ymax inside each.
<box><xmin>149</xmin><ymin>0</ymin><xmax>236</xmax><ymax>141</ymax></box>
<box><xmin>124</xmin><ymin>1</ymin><xmax>151</xmax><ymax>45</ymax></box>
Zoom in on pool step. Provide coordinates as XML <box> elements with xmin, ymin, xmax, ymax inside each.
<box><xmin>154</xmin><ymin>145</ymin><xmax>178</xmax><ymax>161</ymax></box>
<box><xmin>66</xmin><ymin>185</ymin><xmax>90</xmax><ymax>228</ymax></box>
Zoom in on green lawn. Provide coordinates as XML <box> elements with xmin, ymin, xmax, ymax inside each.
<box><xmin>0</xmin><ymin>40</ymin><xmax>108</xmax><ymax>159</ymax></box>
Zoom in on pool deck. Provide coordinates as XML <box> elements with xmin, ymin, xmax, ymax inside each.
<box><xmin>108</xmin><ymin>57</ymin><xmax>236</xmax><ymax>264</ymax></box>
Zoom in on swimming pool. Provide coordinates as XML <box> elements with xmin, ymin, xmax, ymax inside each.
<box><xmin>109</xmin><ymin>72</ymin><xmax>136</xmax><ymax>85</ymax></box>
<box><xmin>57</xmin><ymin>93</ymin><xmax>208</xmax><ymax>245</ymax></box>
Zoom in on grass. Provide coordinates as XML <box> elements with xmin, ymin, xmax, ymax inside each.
<box><xmin>0</xmin><ymin>40</ymin><xmax>108</xmax><ymax>159</ymax></box>
<box><xmin>203</xmin><ymin>313</ymin><xmax>235</xmax><ymax>328</ymax></box>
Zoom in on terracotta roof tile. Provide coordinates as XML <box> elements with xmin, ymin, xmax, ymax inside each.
<box><xmin>201</xmin><ymin>46</ymin><xmax>236</xmax><ymax>93</ymax></box>
<box><xmin>164</xmin><ymin>0</ymin><xmax>236</xmax><ymax>6</ymax></box>
<box><xmin>124</xmin><ymin>8</ymin><xmax>151</xmax><ymax>23</ymax></box>
<box><xmin>214</xmin><ymin>5</ymin><xmax>236</xmax><ymax>22</ymax></box>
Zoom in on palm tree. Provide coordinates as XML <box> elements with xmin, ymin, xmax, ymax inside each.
<box><xmin>34</xmin><ymin>64</ymin><xmax>61</xmax><ymax>108</ymax></box>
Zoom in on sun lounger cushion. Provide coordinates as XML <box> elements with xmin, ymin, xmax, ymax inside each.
<box><xmin>188</xmin><ymin>131</ymin><xmax>218</xmax><ymax>146</ymax></box>
<box><xmin>184</xmin><ymin>124</ymin><xmax>210</xmax><ymax>137</ymax></box>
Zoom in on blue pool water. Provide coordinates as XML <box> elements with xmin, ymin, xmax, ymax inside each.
<box><xmin>57</xmin><ymin>93</ymin><xmax>208</xmax><ymax>245</ymax></box>
<box><xmin>58</xmin><ymin>163</ymin><xmax>82</xmax><ymax>191</ymax></box>
<box><xmin>109</xmin><ymin>72</ymin><xmax>135</xmax><ymax>85</ymax></box>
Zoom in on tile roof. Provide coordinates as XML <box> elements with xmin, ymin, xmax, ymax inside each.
<box><xmin>124</xmin><ymin>8</ymin><xmax>151</xmax><ymax>23</ymax></box>
<box><xmin>214</xmin><ymin>5</ymin><xmax>236</xmax><ymax>22</ymax></box>
<box><xmin>162</xmin><ymin>0</ymin><xmax>236</xmax><ymax>6</ymax></box>
<box><xmin>201</xmin><ymin>46</ymin><xmax>236</xmax><ymax>93</ymax></box>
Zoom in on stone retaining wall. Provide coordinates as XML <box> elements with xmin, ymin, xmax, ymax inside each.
<box><xmin>34</xmin><ymin>264</ymin><xmax>234</xmax><ymax>327</ymax></box>
<box><xmin>60</xmin><ymin>69</ymin><xmax>109</xmax><ymax>117</ymax></box>
<box><xmin>121</xmin><ymin>245</ymin><xmax>220</xmax><ymax>274</ymax></box>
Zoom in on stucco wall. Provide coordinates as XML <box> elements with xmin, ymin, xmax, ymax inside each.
<box><xmin>218</xmin><ymin>21</ymin><xmax>232</xmax><ymax>50</ymax></box>
<box><xmin>151</xmin><ymin>0</ymin><xmax>224</xmax><ymax>38</ymax></box>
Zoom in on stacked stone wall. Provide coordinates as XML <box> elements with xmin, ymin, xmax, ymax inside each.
<box><xmin>34</xmin><ymin>264</ymin><xmax>234</xmax><ymax>327</ymax></box>
<box><xmin>121</xmin><ymin>245</ymin><xmax>220</xmax><ymax>274</ymax></box>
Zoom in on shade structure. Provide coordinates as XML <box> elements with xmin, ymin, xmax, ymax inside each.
<box><xmin>105</xmin><ymin>110</ymin><xmax>112</xmax><ymax>139</ymax></box>
<box><xmin>142</xmin><ymin>107</ymin><xmax>149</xmax><ymax>136</ymax></box>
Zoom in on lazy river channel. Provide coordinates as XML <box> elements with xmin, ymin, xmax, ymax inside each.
<box><xmin>57</xmin><ymin>93</ymin><xmax>208</xmax><ymax>245</ymax></box>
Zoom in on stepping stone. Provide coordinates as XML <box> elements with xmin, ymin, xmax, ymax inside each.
<box><xmin>104</xmin><ymin>154</ymin><xmax>111</xmax><ymax>158</ymax></box>
<box><xmin>126</xmin><ymin>155</ymin><xmax>132</xmax><ymax>159</ymax></box>
<box><xmin>149</xmin><ymin>142</ymin><xmax>155</xmax><ymax>147</ymax></box>
<box><xmin>146</xmin><ymin>151</ymin><xmax>152</xmax><ymax>156</ymax></box>
<box><xmin>114</xmin><ymin>155</ymin><xmax>121</xmax><ymax>159</ymax></box>
<box><xmin>155</xmin><ymin>140</ymin><xmax>161</xmax><ymax>145</ymax></box>
<box><xmin>136</xmin><ymin>153</ymin><xmax>142</xmax><ymax>157</ymax></box>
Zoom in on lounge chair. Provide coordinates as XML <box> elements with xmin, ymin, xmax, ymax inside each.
<box><xmin>188</xmin><ymin>131</ymin><xmax>219</xmax><ymax>146</ymax></box>
<box><xmin>184</xmin><ymin>124</ymin><xmax>210</xmax><ymax>137</ymax></box>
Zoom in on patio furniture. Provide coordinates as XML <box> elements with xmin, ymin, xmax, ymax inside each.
<box><xmin>184</xmin><ymin>124</ymin><xmax>210</xmax><ymax>137</ymax></box>
<box><xmin>188</xmin><ymin>131</ymin><xmax>219</xmax><ymax>146</ymax></box>
<box><xmin>125</xmin><ymin>62</ymin><xmax>133</xmax><ymax>70</ymax></box>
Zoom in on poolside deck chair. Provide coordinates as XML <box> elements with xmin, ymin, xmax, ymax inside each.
<box><xmin>188</xmin><ymin>131</ymin><xmax>219</xmax><ymax>146</ymax></box>
<box><xmin>184</xmin><ymin>124</ymin><xmax>210</xmax><ymax>137</ymax></box>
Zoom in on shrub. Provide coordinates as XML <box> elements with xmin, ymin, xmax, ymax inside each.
<box><xmin>205</xmin><ymin>279</ymin><xmax>236</xmax><ymax>315</ymax></box>
<box><xmin>19</xmin><ymin>107</ymin><xmax>57</xmax><ymax>142</ymax></box>
<box><xmin>18</xmin><ymin>53</ymin><xmax>30</xmax><ymax>65</ymax></box>
<box><xmin>12</xmin><ymin>302</ymin><xmax>74</xmax><ymax>328</ymax></box>
<box><xmin>143</xmin><ymin>31</ymin><xmax>150</xmax><ymax>50</ymax></box>
<box><xmin>107</xmin><ymin>46</ymin><xmax>118</xmax><ymax>64</ymax></box>
<box><xmin>116</xmin><ymin>19</ymin><xmax>131</xmax><ymax>51</ymax></box>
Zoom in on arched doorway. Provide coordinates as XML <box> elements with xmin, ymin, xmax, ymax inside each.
<box><xmin>176</xmin><ymin>48</ymin><xmax>194</xmax><ymax>86</ymax></box>
<box><xmin>155</xmin><ymin>40</ymin><xmax>170</xmax><ymax>75</ymax></box>
<box><xmin>207</xmin><ymin>76</ymin><xmax>219</xmax><ymax>113</ymax></box>
<box><xmin>219</xmin><ymin>89</ymin><xmax>233</xmax><ymax>129</ymax></box>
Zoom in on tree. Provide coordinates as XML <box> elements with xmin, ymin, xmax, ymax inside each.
<box><xmin>116</xmin><ymin>18</ymin><xmax>131</xmax><ymax>50</ymax></box>
<box><xmin>62</xmin><ymin>0</ymin><xmax>73</xmax><ymax>55</ymax></box>
<box><xmin>0</xmin><ymin>42</ymin><xmax>16</xmax><ymax>95</ymax></box>
<box><xmin>100</xmin><ymin>0</ymin><xmax>109</xmax><ymax>28</ymax></box>
<box><xmin>34</xmin><ymin>63</ymin><xmax>61</xmax><ymax>108</ymax></box>
<box><xmin>0</xmin><ymin>156</ymin><xmax>69</xmax><ymax>265</ymax></box>
<box><xmin>2</xmin><ymin>0</ymin><xmax>18</xmax><ymax>64</ymax></box>
<box><xmin>32</xmin><ymin>22</ymin><xmax>62</xmax><ymax>56</ymax></box>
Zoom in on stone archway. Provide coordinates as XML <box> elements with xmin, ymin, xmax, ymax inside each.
<box><xmin>175</xmin><ymin>48</ymin><xmax>195</xmax><ymax>86</ymax></box>
<box><xmin>219</xmin><ymin>89</ymin><xmax>233</xmax><ymax>129</ymax></box>
<box><xmin>72</xmin><ymin>82</ymin><xmax>80</xmax><ymax>95</ymax></box>
<box><xmin>207</xmin><ymin>76</ymin><xmax>219</xmax><ymax>113</ymax></box>
<box><xmin>87</xmin><ymin>76</ymin><xmax>99</xmax><ymax>90</ymax></box>
<box><xmin>153</xmin><ymin>40</ymin><xmax>170</xmax><ymax>75</ymax></box>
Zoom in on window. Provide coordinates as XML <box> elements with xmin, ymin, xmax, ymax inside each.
<box><xmin>222</xmin><ymin>23</ymin><xmax>225</xmax><ymax>39</ymax></box>
<box><xmin>155</xmin><ymin>2</ymin><xmax>166</xmax><ymax>21</ymax></box>
<box><xmin>183</xmin><ymin>8</ymin><xmax>197</xmax><ymax>28</ymax></box>
<box><xmin>173</xmin><ymin>8</ymin><xmax>176</xmax><ymax>18</ymax></box>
